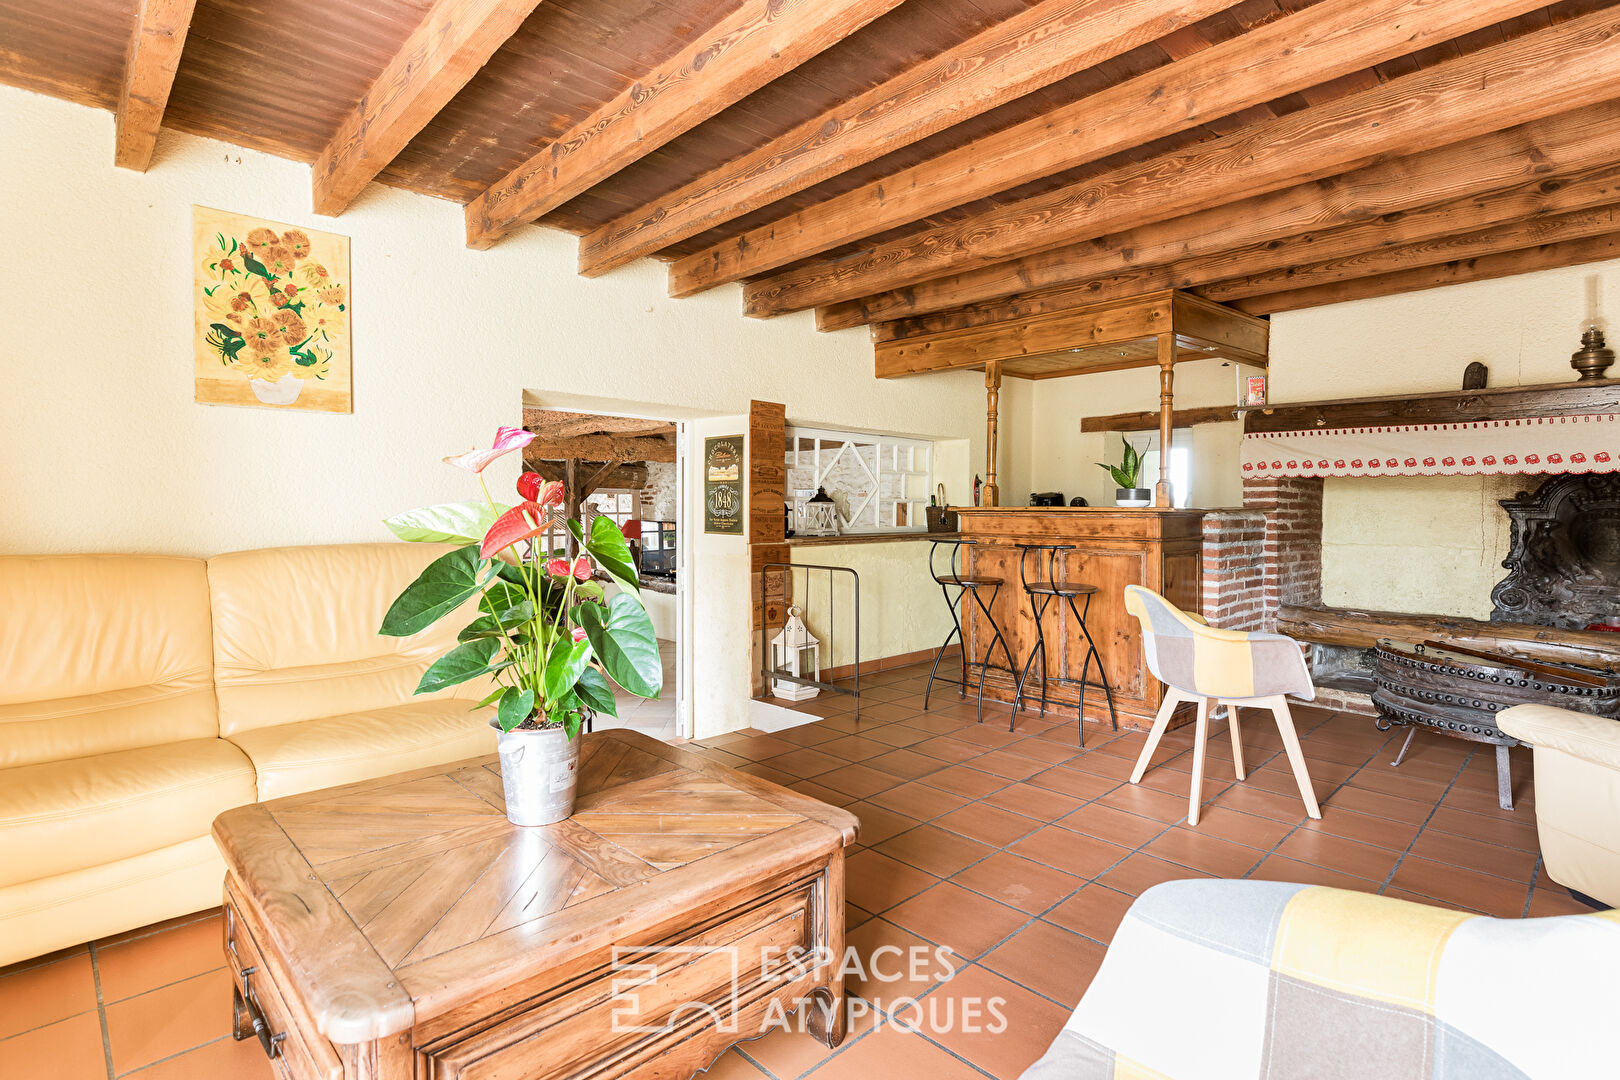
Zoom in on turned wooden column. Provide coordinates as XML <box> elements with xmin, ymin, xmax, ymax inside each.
<box><xmin>1155</xmin><ymin>334</ymin><xmax>1174</xmax><ymax>508</ymax></box>
<box><xmin>984</xmin><ymin>360</ymin><xmax>1002</xmax><ymax>507</ymax></box>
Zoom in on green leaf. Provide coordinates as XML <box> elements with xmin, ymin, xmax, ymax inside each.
<box><xmin>380</xmin><ymin>545</ymin><xmax>484</xmax><ymax>636</ymax></box>
<box><xmin>496</xmin><ymin>687</ymin><xmax>535</xmax><ymax>732</ymax></box>
<box><xmin>457</xmin><ymin>615</ymin><xmax>505</xmax><ymax>642</ymax></box>
<box><xmin>543</xmin><ymin>636</ymin><xmax>593</xmax><ymax>703</ymax></box>
<box><xmin>577</xmin><ymin>592</ymin><xmax>662</xmax><ymax>699</ymax></box>
<box><xmin>470</xmin><ymin>686</ymin><xmax>506</xmax><ymax>711</ymax></box>
<box><xmin>584</xmin><ymin>515</ymin><xmax>640</xmax><ymax>594</ymax></box>
<box><xmin>576</xmin><ymin>665</ymin><xmax>619</xmax><ymax>718</ymax></box>
<box><xmin>573</xmin><ymin>581</ymin><xmax>605</xmax><ymax>604</ymax></box>
<box><xmin>479</xmin><ymin>581</ymin><xmax>534</xmax><ymax>626</ymax></box>
<box><xmin>384</xmin><ymin>502</ymin><xmax>507</xmax><ymax>544</ymax></box>
<box><xmin>416</xmin><ymin>638</ymin><xmax>499</xmax><ymax>694</ymax></box>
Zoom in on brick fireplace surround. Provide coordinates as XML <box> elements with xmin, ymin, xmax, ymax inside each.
<box><xmin>1202</xmin><ymin>476</ymin><xmax>1324</xmax><ymax>634</ymax></box>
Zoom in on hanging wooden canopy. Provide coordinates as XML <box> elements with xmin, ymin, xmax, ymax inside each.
<box><xmin>872</xmin><ymin>290</ymin><xmax>1268</xmax><ymax>508</ymax></box>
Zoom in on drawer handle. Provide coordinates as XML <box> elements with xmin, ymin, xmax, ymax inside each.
<box><xmin>241</xmin><ymin>970</ymin><xmax>287</xmax><ymax>1061</ymax></box>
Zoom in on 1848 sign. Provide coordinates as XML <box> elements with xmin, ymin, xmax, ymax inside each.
<box><xmin>704</xmin><ymin>435</ymin><xmax>744</xmax><ymax>534</ymax></box>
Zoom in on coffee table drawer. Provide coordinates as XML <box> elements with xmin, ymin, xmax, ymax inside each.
<box><xmin>426</xmin><ymin>881</ymin><xmax>821</xmax><ymax>1080</ymax></box>
<box><xmin>225</xmin><ymin>899</ymin><xmax>344</xmax><ymax>1080</ymax></box>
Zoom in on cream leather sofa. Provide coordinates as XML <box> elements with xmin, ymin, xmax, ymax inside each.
<box><xmin>1497</xmin><ymin>703</ymin><xmax>1620</xmax><ymax>908</ymax></box>
<box><xmin>0</xmin><ymin>544</ymin><xmax>495</xmax><ymax>967</ymax></box>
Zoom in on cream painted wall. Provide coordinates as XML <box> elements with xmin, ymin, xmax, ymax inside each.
<box><xmin>0</xmin><ymin>86</ymin><xmax>988</xmax><ymax>737</ymax></box>
<box><xmin>786</xmin><ymin>539</ymin><xmax>954</xmax><ymax>673</ymax></box>
<box><xmin>1270</xmin><ymin>256</ymin><xmax>1620</xmax><ymax>618</ymax></box>
<box><xmin>1001</xmin><ymin>358</ymin><xmax>1261</xmax><ymax>508</ymax></box>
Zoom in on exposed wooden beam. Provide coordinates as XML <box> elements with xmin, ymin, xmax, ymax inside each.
<box><xmin>1201</xmin><ymin>202</ymin><xmax>1620</xmax><ymax>304</ymax></box>
<box><xmin>1082</xmin><ymin>405</ymin><xmax>1238</xmax><ymax>433</ymax></box>
<box><xmin>525</xmin><ymin>432</ymin><xmax>676</xmax><ymax>463</ymax></box>
<box><xmin>819</xmin><ymin>102</ymin><xmax>1620</xmax><ymax>332</ymax></box>
<box><xmin>311</xmin><ymin>0</ymin><xmax>544</xmax><ymax>216</ymax></box>
<box><xmin>1226</xmin><ymin>228</ymin><xmax>1620</xmax><ymax>316</ymax></box>
<box><xmin>670</xmin><ymin>0</ymin><xmax>1553</xmax><ymax>299</ymax></box>
<box><xmin>575</xmin><ymin>0</ymin><xmax>1237</xmax><ymax>276</ymax></box>
<box><xmin>464</xmin><ymin>0</ymin><xmax>904</xmax><ymax>251</ymax></box>
<box><xmin>741</xmin><ymin>5</ymin><xmax>1620</xmax><ymax>316</ymax></box>
<box><xmin>1244</xmin><ymin>379</ymin><xmax>1620</xmax><ymax>435</ymax></box>
<box><xmin>524</xmin><ymin>409</ymin><xmax>675</xmax><ymax>438</ymax></box>
<box><xmin>114</xmin><ymin>0</ymin><xmax>198</xmax><ymax>170</ymax></box>
<box><xmin>527</xmin><ymin>460</ymin><xmax>650</xmax><ymax>490</ymax></box>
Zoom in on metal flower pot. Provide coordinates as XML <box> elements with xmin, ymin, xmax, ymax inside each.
<box><xmin>490</xmin><ymin>719</ymin><xmax>580</xmax><ymax>826</ymax></box>
<box><xmin>1115</xmin><ymin>487</ymin><xmax>1152</xmax><ymax>507</ymax></box>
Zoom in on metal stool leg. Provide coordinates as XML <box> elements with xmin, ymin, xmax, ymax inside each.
<box><xmin>1013</xmin><ymin>591</ymin><xmax>1052</xmax><ymax>732</ymax></box>
<box><xmin>1071</xmin><ymin>593</ymin><xmax>1119</xmax><ymax>731</ymax></box>
<box><xmin>967</xmin><ymin>583</ymin><xmax>1017</xmax><ymax>725</ymax></box>
<box><xmin>923</xmin><ymin>580</ymin><xmax>966</xmax><ymax>711</ymax></box>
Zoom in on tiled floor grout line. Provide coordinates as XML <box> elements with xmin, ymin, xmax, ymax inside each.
<box><xmin>1371</xmin><ymin>743</ymin><xmax>1495</xmax><ymax>909</ymax></box>
<box><xmin>89</xmin><ymin>943</ymin><xmax>116</xmax><ymax>1080</ymax></box>
<box><xmin>118</xmin><ymin>1032</ymin><xmax>236</xmax><ymax>1077</ymax></box>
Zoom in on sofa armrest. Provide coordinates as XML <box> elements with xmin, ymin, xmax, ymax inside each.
<box><xmin>1497</xmin><ymin>704</ymin><xmax>1620</xmax><ymax>771</ymax></box>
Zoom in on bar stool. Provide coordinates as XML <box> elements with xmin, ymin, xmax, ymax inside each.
<box><xmin>1012</xmin><ymin>543</ymin><xmax>1118</xmax><ymax>739</ymax></box>
<box><xmin>923</xmin><ymin>538</ymin><xmax>1019</xmax><ymax>724</ymax></box>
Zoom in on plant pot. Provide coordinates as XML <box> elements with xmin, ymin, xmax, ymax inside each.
<box><xmin>249</xmin><ymin>372</ymin><xmax>305</xmax><ymax>405</ymax></box>
<box><xmin>1115</xmin><ymin>487</ymin><xmax>1152</xmax><ymax>507</ymax></box>
<box><xmin>490</xmin><ymin>718</ymin><xmax>580</xmax><ymax>826</ymax></box>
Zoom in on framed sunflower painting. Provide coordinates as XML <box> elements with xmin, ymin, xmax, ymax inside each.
<box><xmin>193</xmin><ymin>207</ymin><xmax>352</xmax><ymax>412</ymax></box>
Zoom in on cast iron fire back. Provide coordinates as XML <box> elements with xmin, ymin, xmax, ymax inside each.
<box><xmin>1490</xmin><ymin>473</ymin><xmax>1620</xmax><ymax>629</ymax></box>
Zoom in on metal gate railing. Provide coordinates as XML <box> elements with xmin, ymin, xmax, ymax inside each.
<box><xmin>760</xmin><ymin>562</ymin><xmax>861</xmax><ymax>721</ymax></box>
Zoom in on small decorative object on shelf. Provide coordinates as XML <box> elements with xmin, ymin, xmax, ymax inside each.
<box><xmin>1097</xmin><ymin>435</ymin><xmax>1151</xmax><ymax>507</ymax></box>
<box><xmin>802</xmin><ymin>486</ymin><xmax>840</xmax><ymax>537</ymax></box>
<box><xmin>770</xmin><ymin>607</ymin><xmax>822</xmax><ymax>701</ymax></box>
<box><xmin>1243</xmin><ymin>374</ymin><xmax>1268</xmax><ymax>407</ymax></box>
<box><xmin>378</xmin><ymin>426</ymin><xmax>664</xmax><ymax>826</ymax></box>
<box><xmin>1462</xmin><ymin>361</ymin><xmax>1489</xmax><ymax>390</ymax></box>
<box><xmin>1571</xmin><ymin>324</ymin><xmax>1616</xmax><ymax>382</ymax></box>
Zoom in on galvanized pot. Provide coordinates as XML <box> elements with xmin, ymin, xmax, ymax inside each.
<box><xmin>490</xmin><ymin>719</ymin><xmax>580</xmax><ymax>827</ymax></box>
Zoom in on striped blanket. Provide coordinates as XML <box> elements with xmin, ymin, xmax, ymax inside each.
<box><xmin>1022</xmin><ymin>880</ymin><xmax>1620</xmax><ymax>1079</ymax></box>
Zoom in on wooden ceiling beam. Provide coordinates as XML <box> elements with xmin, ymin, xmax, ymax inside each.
<box><xmin>463</xmin><ymin>0</ymin><xmax>904</xmax><ymax>251</ymax></box>
<box><xmin>575</xmin><ymin>0</ymin><xmax>1238</xmax><ymax>276</ymax></box>
<box><xmin>114</xmin><ymin>0</ymin><xmax>198</xmax><ymax>170</ymax></box>
<box><xmin>670</xmin><ymin>0</ymin><xmax>1552</xmax><ymax>299</ymax></box>
<box><xmin>742</xmin><ymin>5</ymin><xmax>1620</xmax><ymax>317</ymax></box>
<box><xmin>526</xmin><ymin>459</ymin><xmax>650</xmax><ymax>491</ymax></box>
<box><xmin>1219</xmin><ymin>223</ymin><xmax>1620</xmax><ymax>316</ymax></box>
<box><xmin>1082</xmin><ymin>405</ymin><xmax>1239</xmax><ymax>433</ymax></box>
<box><xmin>524</xmin><ymin>409</ymin><xmax>674</xmax><ymax>438</ymax></box>
<box><xmin>311</xmin><ymin>0</ymin><xmax>545</xmax><ymax>216</ymax></box>
<box><xmin>525</xmin><ymin>433</ymin><xmax>676</xmax><ymax>463</ymax></box>
<box><xmin>1201</xmin><ymin>201</ymin><xmax>1620</xmax><ymax>304</ymax></box>
<box><xmin>820</xmin><ymin>102</ymin><xmax>1620</xmax><ymax>333</ymax></box>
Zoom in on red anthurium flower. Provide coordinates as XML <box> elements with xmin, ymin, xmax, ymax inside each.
<box><xmin>570</xmin><ymin>555</ymin><xmax>593</xmax><ymax>582</ymax></box>
<box><xmin>517</xmin><ymin>472</ymin><xmax>543</xmax><ymax>501</ymax></box>
<box><xmin>481</xmin><ymin>502</ymin><xmax>551</xmax><ymax>558</ymax></box>
<box><xmin>547</xmin><ymin>555</ymin><xmax>594</xmax><ymax>581</ymax></box>
<box><xmin>546</xmin><ymin>557</ymin><xmax>571</xmax><ymax>578</ymax></box>
<box><xmin>536</xmin><ymin>480</ymin><xmax>566</xmax><ymax>507</ymax></box>
<box><xmin>444</xmin><ymin>426</ymin><xmax>537</xmax><ymax>474</ymax></box>
<box><xmin>571</xmin><ymin>627</ymin><xmax>587</xmax><ymax>643</ymax></box>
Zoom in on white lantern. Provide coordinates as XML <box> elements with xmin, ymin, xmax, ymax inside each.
<box><xmin>802</xmin><ymin>486</ymin><xmax>840</xmax><ymax>537</ymax></box>
<box><xmin>770</xmin><ymin>606</ymin><xmax>821</xmax><ymax>700</ymax></box>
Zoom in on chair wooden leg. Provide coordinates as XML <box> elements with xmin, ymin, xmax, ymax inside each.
<box><xmin>1188</xmin><ymin>696</ymin><xmax>1211</xmax><ymax>826</ymax></box>
<box><xmin>1131</xmin><ymin>688</ymin><xmax>1184</xmax><ymax>785</ymax></box>
<box><xmin>1225</xmin><ymin>702</ymin><xmax>1246</xmax><ymax>781</ymax></box>
<box><xmin>1268</xmin><ymin>696</ymin><xmax>1321</xmax><ymax>820</ymax></box>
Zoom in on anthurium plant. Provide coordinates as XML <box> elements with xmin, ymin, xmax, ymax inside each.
<box><xmin>378</xmin><ymin>426</ymin><xmax>662</xmax><ymax>737</ymax></box>
<box><xmin>1096</xmin><ymin>435</ymin><xmax>1146</xmax><ymax>490</ymax></box>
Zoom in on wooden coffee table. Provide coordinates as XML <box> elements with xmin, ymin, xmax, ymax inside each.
<box><xmin>212</xmin><ymin>729</ymin><xmax>857</xmax><ymax>1079</ymax></box>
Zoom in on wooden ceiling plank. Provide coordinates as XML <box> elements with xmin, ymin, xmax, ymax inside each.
<box><xmin>464</xmin><ymin>0</ymin><xmax>906</xmax><ymax>251</ymax></box>
<box><xmin>525</xmin><ymin>432</ymin><xmax>677</xmax><ymax>463</ymax></box>
<box><xmin>1082</xmin><ymin>405</ymin><xmax>1239</xmax><ymax>433</ymax></box>
<box><xmin>823</xmin><ymin>100</ymin><xmax>1620</xmax><ymax>332</ymax></box>
<box><xmin>671</xmin><ymin>0</ymin><xmax>1554</xmax><ymax>299</ymax></box>
<box><xmin>575</xmin><ymin>0</ymin><xmax>1239</xmax><ymax>276</ymax></box>
<box><xmin>1229</xmin><ymin>230</ymin><xmax>1620</xmax><ymax>314</ymax></box>
<box><xmin>311</xmin><ymin>0</ymin><xmax>547</xmax><ymax>216</ymax></box>
<box><xmin>742</xmin><ymin>4</ymin><xmax>1620</xmax><ymax>318</ymax></box>
<box><xmin>114</xmin><ymin>0</ymin><xmax>199</xmax><ymax>170</ymax></box>
<box><xmin>1208</xmin><ymin>203</ymin><xmax>1620</xmax><ymax>311</ymax></box>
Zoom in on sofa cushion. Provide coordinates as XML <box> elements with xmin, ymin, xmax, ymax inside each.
<box><xmin>0</xmin><ymin>555</ymin><xmax>217</xmax><ymax>768</ymax></box>
<box><xmin>207</xmin><ymin>543</ymin><xmax>488</xmax><ymax>738</ymax></box>
<box><xmin>0</xmin><ymin>739</ymin><xmax>256</xmax><ymax>886</ymax></box>
<box><xmin>227</xmin><ymin>699</ymin><xmax>497</xmax><ymax>801</ymax></box>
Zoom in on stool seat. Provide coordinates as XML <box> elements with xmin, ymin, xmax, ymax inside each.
<box><xmin>934</xmin><ymin>574</ymin><xmax>1002</xmax><ymax>588</ymax></box>
<box><xmin>1025</xmin><ymin>580</ymin><xmax>1100</xmax><ymax>597</ymax></box>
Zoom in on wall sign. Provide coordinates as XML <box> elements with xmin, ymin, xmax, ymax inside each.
<box><xmin>704</xmin><ymin>435</ymin><xmax>744</xmax><ymax>534</ymax></box>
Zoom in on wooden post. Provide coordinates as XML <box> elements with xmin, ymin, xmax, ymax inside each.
<box><xmin>565</xmin><ymin>458</ymin><xmax>581</xmax><ymax>554</ymax></box>
<box><xmin>984</xmin><ymin>360</ymin><xmax>1002</xmax><ymax>507</ymax></box>
<box><xmin>1155</xmin><ymin>334</ymin><xmax>1174</xmax><ymax>508</ymax></box>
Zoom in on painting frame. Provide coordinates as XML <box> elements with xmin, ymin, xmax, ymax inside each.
<box><xmin>704</xmin><ymin>435</ymin><xmax>745</xmax><ymax>534</ymax></box>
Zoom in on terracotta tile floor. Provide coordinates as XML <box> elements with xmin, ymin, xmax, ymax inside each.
<box><xmin>0</xmin><ymin>661</ymin><xmax>1588</xmax><ymax>1078</ymax></box>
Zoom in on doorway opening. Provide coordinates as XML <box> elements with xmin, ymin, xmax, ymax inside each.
<box><xmin>522</xmin><ymin>406</ymin><xmax>685</xmax><ymax>740</ymax></box>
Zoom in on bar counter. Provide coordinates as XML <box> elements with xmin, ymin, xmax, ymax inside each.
<box><xmin>948</xmin><ymin>506</ymin><xmax>1204</xmax><ymax>729</ymax></box>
